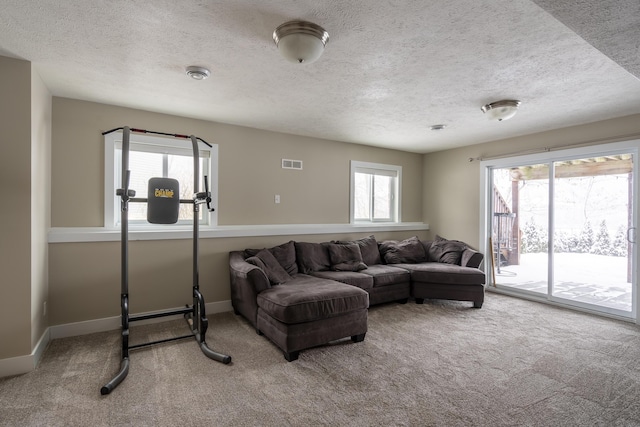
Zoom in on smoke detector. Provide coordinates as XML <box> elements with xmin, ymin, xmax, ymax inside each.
<box><xmin>185</xmin><ymin>66</ymin><xmax>211</xmax><ymax>80</ymax></box>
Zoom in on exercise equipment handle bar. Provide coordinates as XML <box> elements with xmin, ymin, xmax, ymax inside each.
<box><xmin>102</xmin><ymin>126</ymin><xmax>212</xmax><ymax>148</ymax></box>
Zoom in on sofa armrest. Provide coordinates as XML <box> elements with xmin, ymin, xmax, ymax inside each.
<box><xmin>229</xmin><ymin>251</ymin><xmax>270</xmax><ymax>294</ymax></box>
<box><xmin>461</xmin><ymin>248</ymin><xmax>483</xmax><ymax>268</ymax></box>
<box><xmin>229</xmin><ymin>251</ymin><xmax>270</xmax><ymax>328</ymax></box>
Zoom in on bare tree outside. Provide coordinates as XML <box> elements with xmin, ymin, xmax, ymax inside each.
<box><xmin>116</xmin><ymin>148</ymin><xmax>209</xmax><ymax>224</ymax></box>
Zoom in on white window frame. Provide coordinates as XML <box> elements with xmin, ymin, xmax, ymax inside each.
<box><xmin>104</xmin><ymin>131</ymin><xmax>218</xmax><ymax>230</ymax></box>
<box><xmin>350</xmin><ymin>160</ymin><xmax>402</xmax><ymax>223</ymax></box>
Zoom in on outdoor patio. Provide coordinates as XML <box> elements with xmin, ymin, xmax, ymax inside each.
<box><xmin>494</xmin><ymin>252</ymin><xmax>633</xmax><ymax>313</ymax></box>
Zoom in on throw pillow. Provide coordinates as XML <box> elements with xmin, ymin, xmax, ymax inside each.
<box><xmin>246</xmin><ymin>255</ymin><xmax>267</xmax><ymax>271</ymax></box>
<box><xmin>379</xmin><ymin>236</ymin><xmax>427</xmax><ymax>264</ymax></box>
<box><xmin>245</xmin><ymin>240</ymin><xmax>298</xmax><ymax>275</ymax></box>
<box><xmin>255</xmin><ymin>249</ymin><xmax>292</xmax><ymax>285</ymax></box>
<box><xmin>328</xmin><ymin>243</ymin><xmax>367</xmax><ymax>272</ymax></box>
<box><xmin>335</xmin><ymin>235</ymin><xmax>381</xmax><ymax>266</ymax></box>
<box><xmin>245</xmin><ymin>256</ymin><xmax>271</xmax><ymax>292</ymax></box>
<box><xmin>294</xmin><ymin>241</ymin><xmax>332</xmax><ymax>274</ymax></box>
<box><xmin>428</xmin><ymin>235</ymin><xmax>467</xmax><ymax>265</ymax></box>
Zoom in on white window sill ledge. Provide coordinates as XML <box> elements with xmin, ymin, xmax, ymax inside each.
<box><xmin>48</xmin><ymin>222</ymin><xmax>429</xmax><ymax>243</ymax></box>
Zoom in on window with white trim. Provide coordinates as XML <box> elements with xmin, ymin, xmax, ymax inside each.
<box><xmin>350</xmin><ymin>161</ymin><xmax>401</xmax><ymax>223</ymax></box>
<box><xmin>104</xmin><ymin>131</ymin><xmax>218</xmax><ymax>228</ymax></box>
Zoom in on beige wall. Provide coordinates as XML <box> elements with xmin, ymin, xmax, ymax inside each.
<box><xmin>46</xmin><ymin>101</ymin><xmax>640</xmax><ymax>327</ymax></box>
<box><xmin>0</xmin><ymin>56</ymin><xmax>32</xmax><ymax>359</ymax></box>
<box><xmin>30</xmin><ymin>68</ymin><xmax>52</xmax><ymax>349</ymax></box>
<box><xmin>4</xmin><ymin>55</ymin><xmax>640</xmax><ymax>364</ymax></box>
<box><xmin>422</xmin><ymin>114</ymin><xmax>640</xmax><ymax>249</ymax></box>
<box><xmin>5</xmin><ymin>54</ymin><xmax>640</xmax><ymax>368</ymax></box>
<box><xmin>51</xmin><ymin>98</ymin><xmax>423</xmax><ymax>227</ymax></box>
<box><xmin>48</xmin><ymin>230</ymin><xmax>425</xmax><ymax>325</ymax></box>
<box><xmin>48</xmin><ymin>98</ymin><xmax>425</xmax><ymax>325</ymax></box>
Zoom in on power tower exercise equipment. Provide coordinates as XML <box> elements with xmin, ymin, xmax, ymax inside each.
<box><xmin>100</xmin><ymin>126</ymin><xmax>231</xmax><ymax>395</ymax></box>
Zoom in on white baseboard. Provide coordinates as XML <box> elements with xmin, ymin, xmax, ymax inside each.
<box><xmin>33</xmin><ymin>327</ymin><xmax>51</xmax><ymax>366</ymax></box>
<box><xmin>0</xmin><ymin>327</ymin><xmax>50</xmax><ymax>379</ymax></box>
<box><xmin>0</xmin><ymin>300</ymin><xmax>233</xmax><ymax>378</ymax></box>
<box><xmin>0</xmin><ymin>354</ymin><xmax>35</xmax><ymax>379</ymax></box>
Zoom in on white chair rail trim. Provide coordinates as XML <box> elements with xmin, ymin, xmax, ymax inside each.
<box><xmin>48</xmin><ymin>223</ymin><xmax>429</xmax><ymax>243</ymax></box>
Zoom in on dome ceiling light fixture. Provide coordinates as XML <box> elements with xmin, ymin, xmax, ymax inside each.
<box><xmin>185</xmin><ymin>66</ymin><xmax>211</xmax><ymax>80</ymax></box>
<box><xmin>429</xmin><ymin>124</ymin><xmax>447</xmax><ymax>131</ymax></box>
<box><xmin>481</xmin><ymin>100</ymin><xmax>521</xmax><ymax>121</ymax></box>
<box><xmin>273</xmin><ymin>20</ymin><xmax>329</xmax><ymax>64</ymax></box>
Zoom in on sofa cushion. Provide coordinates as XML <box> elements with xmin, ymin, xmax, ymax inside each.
<box><xmin>295</xmin><ymin>241</ymin><xmax>331</xmax><ymax>274</ymax></box>
<box><xmin>335</xmin><ymin>235</ymin><xmax>381</xmax><ymax>266</ymax></box>
<box><xmin>257</xmin><ymin>276</ymin><xmax>369</xmax><ymax>324</ymax></box>
<box><xmin>328</xmin><ymin>243</ymin><xmax>367</xmax><ymax>271</ymax></box>
<box><xmin>250</xmin><ymin>249</ymin><xmax>291</xmax><ymax>285</ymax></box>
<box><xmin>396</xmin><ymin>262</ymin><xmax>486</xmax><ymax>285</ymax></box>
<box><xmin>360</xmin><ymin>264</ymin><xmax>411</xmax><ymax>287</ymax></box>
<box><xmin>428</xmin><ymin>235</ymin><xmax>467</xmax><ymax>265</ymax></box>
<box><xmin>311</xmin><ymin>270</ymin><xmax>374</xmax><ymax>292</ymax></box>
<box><xmin>379</xmin><ymin>236</ymin><xmax>427</xmax><ymax>264</ymax></box>
<box><xmin>246</xmin><ymin>240</ymin><xmax>298</xmax><ymax>275</ymax></box>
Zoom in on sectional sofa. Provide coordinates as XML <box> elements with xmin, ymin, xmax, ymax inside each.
<box><xmin>229</xmin><ymin>235</ymin><xmax>485</xmax><ymax>361</ymax></box>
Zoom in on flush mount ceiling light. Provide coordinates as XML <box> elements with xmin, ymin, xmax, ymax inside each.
<box><xmin>481</xmin><ymin>100</ymin><xmax>521</xmax><ymax>121</ymax></box>
<box><xmin>429</xmin><ymin>124</ymin><xmax>447</xmax><ymax>131</ymax></box>
<box><xmin>273</xmin><ymin>20</ymin><xmax>329</xmax><ymax>64</ymax></box>
<box><xmin>185</xmin><ymin>66</ymin><xmax>210</xmax><ymax>80</ymax></box>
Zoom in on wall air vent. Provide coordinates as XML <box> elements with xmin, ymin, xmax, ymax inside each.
<box><xmin>282</xmin><ymin>159</ymin><xmax>303</xmax><ymax>170</ymax></box>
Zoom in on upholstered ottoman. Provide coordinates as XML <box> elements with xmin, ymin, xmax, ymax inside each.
<box><xmin>398</xmin><ymin>262</ymin><xmax>486</xmax><ymax>308</ymax></box>
<box><xmin>256</xmin><ymin>275</ymin><xmax>369</xmax><ymax>361</ymax></box>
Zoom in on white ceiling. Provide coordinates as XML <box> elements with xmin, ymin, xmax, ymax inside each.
<box><xmin>1</xmin><ymin>0</ymin><xmax>639</xmax><ymax>154</ymax></box>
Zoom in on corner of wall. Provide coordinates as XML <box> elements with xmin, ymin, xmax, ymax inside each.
<box><xmin>31</xmin><ymin>64</ymin><xmax>53</xmax><ymax>351</ymax></box>
<box><xmin>0</xmin><ymin>327</ymin><xmax>50</xmax><ymax>379</ymax></box>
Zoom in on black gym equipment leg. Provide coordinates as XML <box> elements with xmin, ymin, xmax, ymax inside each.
<box><xmin>100</xmin><ymin>126</ymin><xmax>230</xmax><ymax>396</ymax></box>
<box><xmin>186</xmin><ymin>288</ymin><xmax>231</xmax><ymax>363</ymax></box>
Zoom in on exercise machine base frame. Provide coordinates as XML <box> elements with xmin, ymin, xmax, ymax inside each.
<box><xmin>100</xmin><ymin>289</ymin><xmax>231</xmax><ymax>395</ymax></box>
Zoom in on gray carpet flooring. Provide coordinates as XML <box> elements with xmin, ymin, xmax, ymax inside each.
<box><xmin>1</xmin><ymin>293</ymin><xmax>639</xmax><ymax>426</ymax></box>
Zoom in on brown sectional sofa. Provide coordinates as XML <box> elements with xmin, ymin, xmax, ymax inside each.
<box><xmin>229</xmin><ymin>235</ymin><xmax>485</xmax><ymax>361</ymax></box>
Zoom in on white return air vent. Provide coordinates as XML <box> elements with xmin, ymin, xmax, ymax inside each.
<box><xmin>282</xmin><ymin>158</ymin><xmax>303</xmax><ymax>170</ymax></box>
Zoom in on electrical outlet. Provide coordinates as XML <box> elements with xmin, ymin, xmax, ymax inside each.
<box><xmin>43</xmin><ymin>301</ymin><xmax>47</xmax><ymax>317</ymax></box>
<box><xmin>275</xmin><ymin>194</ymin><xmax>280</xmax><ymax>204</ymax></box>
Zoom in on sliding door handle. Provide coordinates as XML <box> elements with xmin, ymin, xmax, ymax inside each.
<box><xmin>627</xmin><ymin>227</ymin><xmax>637</xmax><ymax>244</ymax></box>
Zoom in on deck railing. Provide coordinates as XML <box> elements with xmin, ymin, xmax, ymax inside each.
<box><xmin>493</xmin><ymin>186</ymin><xmax>519</xmax><ymax>266</ymax></box>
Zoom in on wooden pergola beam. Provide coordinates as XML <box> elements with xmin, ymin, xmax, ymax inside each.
<box><xmin>510</xmin><ymin>158</ymin><xmax>633</xmax><ymax>180</ymax></box>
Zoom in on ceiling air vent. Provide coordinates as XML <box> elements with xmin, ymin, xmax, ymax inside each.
<box><xmin>282</xmin><ymin>159</ymin><xmax>303</xmax><ymax>170</ymax></box>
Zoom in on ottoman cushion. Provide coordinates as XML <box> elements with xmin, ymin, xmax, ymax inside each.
<box><xmin>396</xmin><ymin>262</ymin><xmax>485</xmax><ymax>285</ymax></box>
<box><xmin>257</xmin><ymin>275</ymin><xmax>369</xmax><ymax>324</ymax></box>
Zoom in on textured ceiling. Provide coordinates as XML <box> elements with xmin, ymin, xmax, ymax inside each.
<box><xmin>1</xmin><ymin>0</ymin><xmax>639</xmax><ymax>153</ymax></box>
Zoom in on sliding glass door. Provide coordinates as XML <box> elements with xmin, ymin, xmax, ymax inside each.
<box><xmin>484</xmin><ymin>144</ymin><xmax>637</xmax><ymax>319</ymax></box>
<box><xmin>551</xmin><ymin>156</ymin><xmax>634</xmax><ymax>312</ymax></box>
<box><xmin>491</xmin><ymin>164</ymin><xmax>549</xmax><ymax>295</ymax></box>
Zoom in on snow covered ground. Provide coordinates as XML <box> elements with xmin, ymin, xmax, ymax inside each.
<box><xmin>495</xmin><ymin>252</ymin><xmax>633</xmax><ymax>312</ymax></box>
